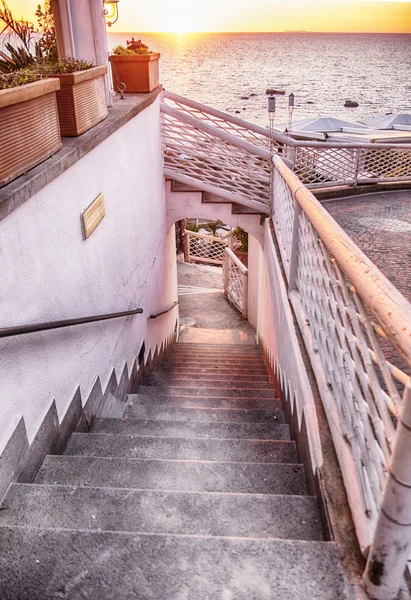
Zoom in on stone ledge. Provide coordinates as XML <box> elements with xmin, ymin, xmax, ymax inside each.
<box><xmin>0</xmin><ymin>87</ymin><xmax>162</xmax><ymax>222</ymax></box>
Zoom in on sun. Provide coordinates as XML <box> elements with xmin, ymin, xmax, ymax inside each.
<box><xmin>167</xmin><ymin>14</ymin><xmax>198</xmax><ymax>34</ymax></box>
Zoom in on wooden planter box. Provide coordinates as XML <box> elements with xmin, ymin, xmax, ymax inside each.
<box><xmin>53</xmin><ymin>66</ymin><xmax>108</xmax><ymax>137</ymax></box>
<box><xmin>109</xmin><ymin>53</ymin><xmax>160</xmax><ymax>93</ymax></box>
<box><xmin>0</xmin><ymin>79</ymin><xmax>62</xmax><ymax>189</ymax></box>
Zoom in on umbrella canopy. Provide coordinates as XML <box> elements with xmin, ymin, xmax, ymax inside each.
<box><xmin>276</xmin><ymin>116</ymin><xmax>368</xmax><ymax>133</ymax></box>
<box><xmin>364</xmin><ymin>113</ymin><xmax>411</xmax><ymax>130</ymax></box>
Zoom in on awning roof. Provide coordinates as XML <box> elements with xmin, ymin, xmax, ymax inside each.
<box><xmin>276</xmin><ymin>116</ymin><xmax>369</xmax><ymax>133</ymax></box>
<box><xmin>363</xmin><ymin>113</ymin><xmax>411</xmax><ymax>130</ymax></box>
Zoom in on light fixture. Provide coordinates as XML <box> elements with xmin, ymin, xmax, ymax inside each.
<box><xmin>103</xmin><ymin>0</ymin><xmax>119</xmax><ymax>27</ymax></box>
<box><xmin>288</xmin><ymin>93</ymin><xmax>295</xmax><ymax>134</ymax></box>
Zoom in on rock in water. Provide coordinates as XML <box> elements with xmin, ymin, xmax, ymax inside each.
<box><xmin>344</xmin><ymin>100</ymin><xmax>359</xmax><ymax>107</ymax></box>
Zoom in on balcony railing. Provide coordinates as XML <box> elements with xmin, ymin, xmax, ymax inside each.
<box><xmin>163</xmin><ymin>90</ymin><xmax>411</xmax><ymax>191</ymax></box>
<box><xmin>162</xmin><ymin>91</ymin><xmax>411</xmax><ymax>598</ymax></box>
<box><xmin>223</xmin><ymin>247</ymin><xmax>248</xmax><ymax>318</ymax></box>
<box><xmin>271</xmin><ymin>152</ymin><xmax>411</xmax><ymax>600</ymax></box>
<box><xmin>183</xmin><ymin>229</ymin><xmax>227</xmax><ymax>266</ymax></box>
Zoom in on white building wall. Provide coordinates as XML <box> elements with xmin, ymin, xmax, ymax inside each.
<box><xmin>247</xmin><ymin>234</ymin><xmax>261</xmax><ymax>330</ymax></box>
<box><xmin>0</xmin><ymin>97</ymin><xmax>177</xmax><ymax>450</ymax></box>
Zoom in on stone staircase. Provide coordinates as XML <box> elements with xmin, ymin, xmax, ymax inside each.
<box><xmin>0</xmin><ymin>342</ymin><xmax>353</xmax><ymax>599</ymax></box>
<box><xmin>170</xmin><ymin>180</ymin><xmax>263</xmax><ymax>214</ymax></box>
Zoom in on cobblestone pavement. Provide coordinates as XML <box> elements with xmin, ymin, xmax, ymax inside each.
<box><xmin>324</xmin><ymin>190</ymin><xmax>411</xmax><ymax>304</ymax></box>
<box><xmin>324</xmin><ymin>189</ymin><xmax>411</xmax><ymax>376</ymax></box>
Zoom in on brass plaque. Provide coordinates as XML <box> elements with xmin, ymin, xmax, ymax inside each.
<box><xmin>81</xmin><ymin>193</ymin><xmax>105</xmax><ymax>239</ymax></box>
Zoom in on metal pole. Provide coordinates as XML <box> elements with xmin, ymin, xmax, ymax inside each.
<box><xmin>288</xmin><ymin>93</ymin><xmax>295</xmax><ymax>133</ymax></box>
<box><xmin>363</xmin><ymin>383</ymin><xmax>411</xmax><ymax>599</ymax></box>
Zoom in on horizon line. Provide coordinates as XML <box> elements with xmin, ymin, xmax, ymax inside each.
<box><xmin>111</xmin><ymin>30</ymin><xmax>411</xmax><ymax>35</ymax></box>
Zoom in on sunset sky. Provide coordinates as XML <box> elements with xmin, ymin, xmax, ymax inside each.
<box><xmin>7</xmin><ymin>0</ymin><xmax>411</xmax><ymax>33</ymax></box>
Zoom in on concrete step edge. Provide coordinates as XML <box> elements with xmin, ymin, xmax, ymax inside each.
<box><xmin>3</xmin><ymin>482</ymin><xmax>317</xmax><ymax>500</ymax></box>
<box><xmin>94</xmin><ymin>417</ymin><xmax>287</xmax><ymax>427</ymax></box>
<box><xmin>67</xmin><ymin>432</ymin><xmax>296</xmax><ymax>445</ymax></box>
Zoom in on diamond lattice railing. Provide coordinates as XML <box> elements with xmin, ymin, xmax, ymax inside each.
<box><xmin>271</xmin><ymin>153</ymin><xmax>411</xmax><ymax>552</ymax></box>
<box><xmin>272</xmin><ymin>167</ymin><xmax>296</xmax><ymax>279</ymax></box>
<box><xmin>223</xmin><ymin>249</ymin><xmax>248</xmax><ymax>317</ymax></box>
<box><xmin>185</xmin><ymin>230</ymin><xmax>227</xmax><ymax>265</ymax></box>
<box><xmin>358</xmin><ymin>147</ymin><xmax>411</xmax><ymax>181</ymax></box>
<box><xmin>162</xmin><ymin>104</ymin><xmax>271</xmax><ymax>209</ymax></box>
<box><xmin>293</xmin><ymin>147</ymin><xmax>357</xmax><ymax>186</ymax></box>
<box><xmin>164</xmin><ymin>90</ymin><xmax>281</xmax><ymax>150</ymax></box>
<box><xmin>295</xmin><ymin>211</ymin><xmax>405</xmax><ymax>517</ymax></box>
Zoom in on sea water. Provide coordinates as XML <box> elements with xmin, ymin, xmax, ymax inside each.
<box><xmin>108</xmin><ymin>32</ymin><xmax>411</xmax><ymax>128</ymax></box>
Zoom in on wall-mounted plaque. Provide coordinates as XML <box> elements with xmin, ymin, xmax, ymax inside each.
<box><xmin>81</xmin><ymin>193</ymin><xmax>105</xmax><ymax>239</ymax></box>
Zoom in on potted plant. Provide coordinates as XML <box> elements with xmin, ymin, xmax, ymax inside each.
<box><xmin>38</xmin><ymin>59</ymin><xmax>108</xmax><ymax>137</ymax></box>
<box><xmin>32</xmin><ymin>2</ymin><xmax>109</xmax><ymax>137</ymax></box>
<box><xmin>0</xmin><ymin>3</ymin><xmax>62</xmax><ymax>188</ymax></box>
<box><xmin>109</xmin><ymin>38</ymin><xmax>160</xmax><ymax>93</ymax></box>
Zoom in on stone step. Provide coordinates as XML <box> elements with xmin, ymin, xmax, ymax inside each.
<box><xmin>157</xmin><ymin>366</ymin><xmax>270</xmax><ymax>376</ymax></box>
<box><xmin>201</xmin><ymin>191</ymin><xmax>263</xmax><ymax>214</ymax></box>
<box><xmin>65</xmin><ymin>433</ymin><xmax>298</xmax><ymax>464</ymax></box>
<box><xmin>143</xmin><ymin>373</ymin><xmax>271</xmax><ymax>384</ymax></box>
<box><xmin>35</xmin><ymin>456</ymin><xmax>308</xmax><ymax>495</ymax></box>
<box><xmin>141</xmin><ymin>378</ymin><xmax>273</xmax><ymax>389</ymax></box>
<box><xmin>168</xmin><ymin>346</ymin><xmax>263</xmax><ymax>360</ymax></box>
<box><xmin>0</xmin><ymin>527</ymin><xmax>352</xmax><ymax>600</ymax></box>
<box><xmin>135</xmin><ymin>386</ymin><xmax>276</xmax><ymax>399</ymax></box>
<box><xmin>1</xmin><ymin>484</ymin><xmax>323</xmax><ymax>541</ymax></box>
<box><xmin>165</xmin><ymin>359</ymin><xmax>266</xmax><ymax>367</ymax></box>
<box><xmin>176</xmin><ymin>343</ymin><xmax>259</xmax><ymax>349</ymax></box>
<box><xmin>127</xmin><ymin>393</ymin><xmax>280</xmax><ymax>410</ymax></box>
<box><xmin>171</xmin><ymin>347</ymin><xmax>262</xmax><ymax>353</ymax></box>
<box><xmin>125</xmin><ymin>406</ymin><xmax>286</xmax><ymax>424</ymax></box>
<box><xmin>167</xmin><ymin>354</ymin><xmax>265</xmax><ymax>361</ymax></box>
<box><xmin>91</xmin><ymin>418</ymin><xmax>291</xmax><ymax>440</ymax></box>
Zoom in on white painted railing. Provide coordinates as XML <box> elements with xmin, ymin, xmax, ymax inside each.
<box><xmin>293</xmin><ymin>144</ymin><xmax>411</xmax><ymax>188</ymax></box>
<box><xmin>164</xmin><ymin>90</ymin><xmax>284</xmax><ymax>150</ymax></box>
<box><xmin>161</xmin><ymin>102</ymin><xmax>272</xmax><ymax>214</ymax></box>
<box><xmin>184</xmin><ymin>230</ymin><xmax>227</xmax><ymax>266</ymax></box>
<box><xmin>223</xmin><ymin>247</ymin><xmax>248</xmax><ymax>318</ymax></box>
<box><xmin>163</xmin><ymin>91</ymin><xmax>411</xmax><ymax>190</ymax></box>
<box><xmin>271</xmin><ymin>153</ymin><xmax>411</xmax><ymax>599</ymax></box>
<box><xmin>162</xmin><ymin>92</ymin><xmax>411</xmax><ymax>597</ymax></box>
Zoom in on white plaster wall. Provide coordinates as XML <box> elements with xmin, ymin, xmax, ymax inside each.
<box><xmin>166</xmin><ymin>187</ymin><xmax>264</xmax><ymax>245</ymax></box>
<box><xmin>247</xmin><ymin>235</ymin><xmax>261</xmax><ymax>330</ymax></box>
<box><xmin>0</xmin><ymin>97</ymin><xmax>177</xmax><ymax>450</ymax></box>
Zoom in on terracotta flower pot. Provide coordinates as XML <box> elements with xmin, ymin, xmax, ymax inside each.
<box><xmin>109</xmin><ymin>53</ymin><xmax>160</xmax><ymax>93</ymax></box>
<box><xmin>0</xmin><ymin>78</ymin><xmax>62</xmax><ymax>188</ymax></box>
<box><xmin>52</xmin><ymin>65</ymin><xmax>108</xmax><ymax>137</ymax></box>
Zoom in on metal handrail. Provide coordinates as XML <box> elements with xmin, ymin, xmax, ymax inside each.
<box><xmin>272</xmin><ymin>153</ymin><xmax>411</xmax><ymax>367</ymax></box>
<box><xmin>149</xmin><ymin>301</ymin><xmax>178</xmax><ymax>320</ymax></box>
<box><xmin>164</xmin><ymin>89</ymin><xmax>276</xmax><ymax>140</ymax></box>
<box><xmin>164</xmin><ymin>90</ymin><xmax>411</xmax><ymax>150</ymax></box>
<box><xmin>0</xmin><ymin>308</ymin><xmax>143</xmax><ymax>338</ymax></box>
<box><xmin>161</xmin><ymin>103</ymin><xmax>272</xmax><ymax>161</ymax></box>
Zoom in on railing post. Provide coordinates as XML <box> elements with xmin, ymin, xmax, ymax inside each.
<box><xmin>242</xmin><ymin>272</ymin><xmax>248</xmax><ymax>318</ymax></box>
<box><xmin>287</xmin><ymin>145</ymin><xmax>296</xmax><ymax>169</ymax></box>
<box><xmin>353</xmin><ymin>147</ymin><xmax>361</xmax><ymax>187</ymax></box>
<box><xmin>223</xmin><ymin>249</ymin><xmax>230</xmax><ymax>294</ymax></box>
<box><xmin>184</xmin><ymin>232</ymin><xmax>191</xmax><ymax>263</ymax></box>
<box><xmin>288</xmin><ymin>202</ymin><xmax>303</xmax><ymax>291</ymax></box>
<box><xmin>363</xmin><ymin>383</ymin><xmax>411</xmax><ymax>600</ymax></box>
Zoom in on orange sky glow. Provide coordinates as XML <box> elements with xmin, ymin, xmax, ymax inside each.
<box><xmin>6</xmin><ymin>1</ymin><xmax>411</xmax><ymax>33</ymax></box>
